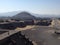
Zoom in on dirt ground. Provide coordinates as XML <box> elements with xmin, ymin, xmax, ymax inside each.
<box><xmin>21</xmin><ymin>26</ymin><xmax>60</xmax><ymax>45</ymax></box>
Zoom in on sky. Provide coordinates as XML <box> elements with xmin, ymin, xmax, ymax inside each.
<box><xmin>0</xmin><ymin>0</ymin><xmax>60</xmax><ymax>15</ymax></box>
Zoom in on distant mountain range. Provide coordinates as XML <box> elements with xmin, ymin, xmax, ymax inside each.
<box><xmin>0</xmin><ymin>11</ymin><xmax>36</xmax><ymax>20</ymax></box>
<box><xmin>0</xmin><ymin>11</ymin><xmax>20</xmax><ymax>17</ymax></box>
<box><xmin>0</xmin><ymin>11</ymin><xmax>60</xmax><ymax>20</ymax></box>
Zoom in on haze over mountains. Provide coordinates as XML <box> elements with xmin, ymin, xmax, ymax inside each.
<box><xmin>0</xmin><ymin>11</ymin><xmax>60</xmax><ymax>19</ymax></box>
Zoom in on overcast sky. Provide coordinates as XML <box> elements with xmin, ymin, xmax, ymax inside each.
<box><xmin>0</xmin><ymin>0</ymin><xmax>60</xmax><ymax>15</ymax></box>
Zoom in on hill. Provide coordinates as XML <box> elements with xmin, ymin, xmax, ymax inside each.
<box><xmin>12</xmin><ymin>11</ymin><xmax>36</xmax><ymax>20</ymax></box>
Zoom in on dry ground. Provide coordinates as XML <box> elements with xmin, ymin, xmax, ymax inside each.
<box><xmin>21</xmin><ymin>26</ymin><xmax>60</xmax><ymax>45</ymax></box>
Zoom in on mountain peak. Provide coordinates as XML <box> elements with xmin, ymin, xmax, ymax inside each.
<box><xmin>12</xmin><ymin>11</ymin><xmax>36</xmax><ymax>20</ymax></box>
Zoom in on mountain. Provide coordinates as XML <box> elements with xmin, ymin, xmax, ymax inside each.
<box><xmin>32</xmin><ymin>14</ymin><xmax>60</xmax><ymax>18</ymax></box>
<box><xmin>12</xmin><ymin>11</ymin><xmax>36</xmax><ymax>20</ymax></box>
<box><xmin>0</xmin><ymin>11</ymin><xmax>60</xmax><ymax>19</ymax></box>
<box><xmin>0</xmin><ymin>11</ymin><xmax>20</xmax><ymax>17</ymax></box>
